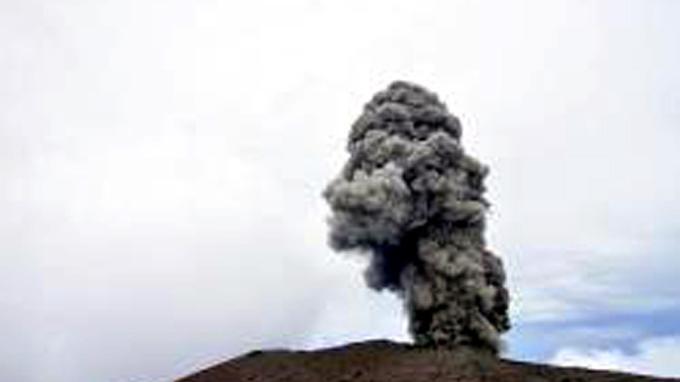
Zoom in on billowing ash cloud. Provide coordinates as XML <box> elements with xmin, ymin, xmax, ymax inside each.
<box><xmin>323</xmin><ymin>81</ymin><xmax>510</xmax><ymax>352</ymax></box>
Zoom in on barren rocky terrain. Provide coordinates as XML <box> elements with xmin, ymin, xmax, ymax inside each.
<box><xmin>176</xmin><ymin>340</ymin><xmax>678</xmax><ymax>382</ymax></box>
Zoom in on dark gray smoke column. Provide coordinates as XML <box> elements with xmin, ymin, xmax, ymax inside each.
<box><xmin>323</xmin><ymin>81</ymin><xmax>510</xmax><ymax>352</ymax></box>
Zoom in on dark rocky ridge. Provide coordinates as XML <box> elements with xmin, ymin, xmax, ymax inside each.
<box><xmin>176</xmin><ymin>340</ymin><xmax>678</xmax><ymax>382</ymax></box>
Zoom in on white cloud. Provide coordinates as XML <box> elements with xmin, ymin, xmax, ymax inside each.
<box><xmin>551</xmin><ymin>336</ymin><xmax>680</xmax><ymax>378</ymax></box>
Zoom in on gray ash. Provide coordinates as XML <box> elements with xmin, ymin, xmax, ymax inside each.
<box><xmin>323</xmin><ymin>81</ymin><xmax>510</xmax><ymax>352</ymax></box>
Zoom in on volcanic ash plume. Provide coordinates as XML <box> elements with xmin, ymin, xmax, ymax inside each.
<box><xmin>323</xmin><ymin>81</ymin><xmax>510</xmax><ymax>352</ymax></box>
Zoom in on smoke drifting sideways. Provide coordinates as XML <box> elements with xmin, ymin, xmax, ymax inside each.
<box><xmin>323</xmin><ymin>81</ymin><xmax>510</xmax><ymax>353</ymax></box>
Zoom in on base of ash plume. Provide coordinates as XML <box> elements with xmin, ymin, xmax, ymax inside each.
<box><xmin>176</xmin><ymin>340</ymin><xmax>678</xmax><ymax>382</ymax></box>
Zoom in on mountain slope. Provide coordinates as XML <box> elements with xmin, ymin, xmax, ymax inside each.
<box><xmin>176</xmin><ymin>340</ymin><xmax>678</xmax><ymax>382</ymax></box>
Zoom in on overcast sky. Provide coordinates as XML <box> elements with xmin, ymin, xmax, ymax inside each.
<box><xmin>2</xmin><ymin>1</ymin><xmax>680</xmax><ymax>381</ymax></box>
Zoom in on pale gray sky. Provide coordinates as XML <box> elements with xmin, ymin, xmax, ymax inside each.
<box><xmin>1</xmin><ymin>1</ymin><xmax>680</xmax><ymax>381</ymax></box>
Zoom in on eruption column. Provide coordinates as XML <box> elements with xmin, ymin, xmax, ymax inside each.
<box><xmin>324</xmin><ymin>81</ymin><xmax>510</xmax><ymax>352</ymax></box>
